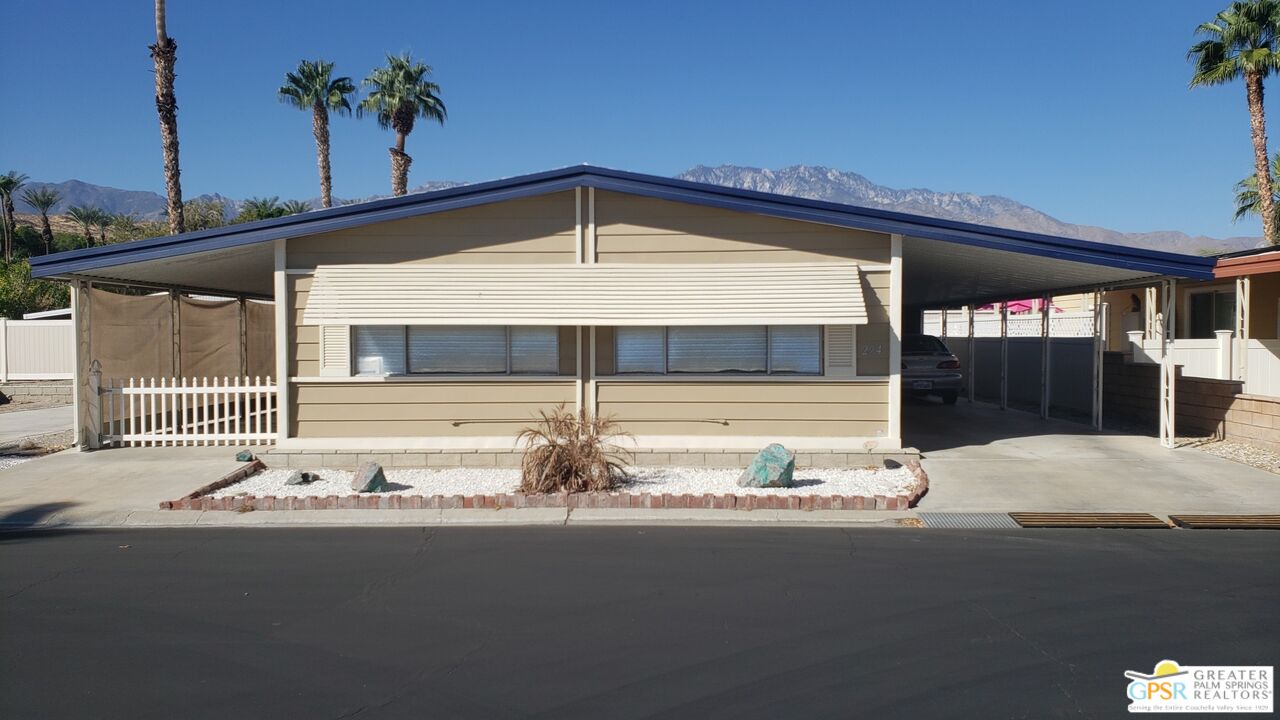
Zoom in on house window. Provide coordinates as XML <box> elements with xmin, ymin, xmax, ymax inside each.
<box><xmin>353</xmin><ymin>325</ymin><xmax>559</xmax><ymax>376</ymax></box>
<box><xmin>1187</xmin><ymin>290</ymin><xmax>1236</xmax><ymax>339</ymax></box>
<box><xmin>614</xmin><ymin>326</ymin><xmax>821</xmax><ymax>375</ymax></box>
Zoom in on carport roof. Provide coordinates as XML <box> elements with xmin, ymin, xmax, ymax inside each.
<box><xmin>29</xmin><ymin>164</ymin><xmax>1216</xmax><ymax>303</ymax></box>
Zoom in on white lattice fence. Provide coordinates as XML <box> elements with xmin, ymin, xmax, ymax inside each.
<box><xmin>99</xmin><ymin>376</ymin><xmax>277</xmax><ymax>447</ymax></box>
<box><xmin>922</xmin><ymin>311</ymin><xmax>1096</xmax><ymax>338</ymax></box>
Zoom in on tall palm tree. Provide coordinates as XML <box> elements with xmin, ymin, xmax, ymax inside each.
<box><xmin>65</xmin><ymin>206</ymin><xmax>97</xmax><ymax>248</ymax></box>
<box><xmin>20</xmin><ymin>187</ymin><xmax>60</xmax><ymax>254</ymax></box>
<box><xmin>359</xmin><ymin>53</ymin><xmax>446</xmax><ymax>196</ymax></box>
<box><xmin>0</xmin><ymin>171</ymin><xmax>29</xmax><ymax>262</ymax></box>
<box><xmin>1190</xmin><ymin>0</ymin><xmax>1280</xmax><ymax>244</ymax></box>
<box><xmin>279</xmin><ymin>60</ymin><xmax>356</xmax><ymax>209</ymax></box>
<box><xmin>280</xmin><ymin>199</ymin><xmax>312</xmax><ymax>215</ymax></box>
<box><xmin>150</xmin><ymin>0</ymin><xmax>184</xmax><ymax>234</ymax></box>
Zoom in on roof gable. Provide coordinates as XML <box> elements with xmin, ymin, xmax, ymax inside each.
<box><xmin>29</xmin><ymin>164</ymin><xmax>1216</xmax><ymax>281</ymax></box>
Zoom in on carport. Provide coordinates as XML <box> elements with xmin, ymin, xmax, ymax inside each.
<box><xmin>897</xmin><ymin>231</ymin><xmax>1215</xmax><ymax>448</ymax></box>
<box><xmin>27</xmin><ymin>165</ymin><xmax>1218</xmax><ymax>454</ymax></box>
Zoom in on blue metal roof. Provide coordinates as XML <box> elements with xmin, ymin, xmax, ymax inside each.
<box><xmin>29</xmin><ymin>164</ymin><xmax>1218</xmax><ymax>281</ymax></box>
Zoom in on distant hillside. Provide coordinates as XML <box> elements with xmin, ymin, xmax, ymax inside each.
<box><xmin>678</xmin><ymin>165</ymin><xmax>1260</xmax><ymax>255</ymax></box>
<box><xmin>14</xmin><ymin>168</ymin><xmax>1259</xmax><ymax>254</ymax></box>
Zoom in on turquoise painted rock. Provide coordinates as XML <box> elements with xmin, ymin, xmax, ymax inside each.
<box><xmin>235</xmin><ymin>450</ymin><xmax>255</xmax><ymax>462</ymax></box>
<box><xmin>351</xmin><ymin>462</ymin><xmax>389</xmax><ymax>493</ymax></box>
<box><xmin>737</xmin><ymin>443</ymin><xmax>796</xmax><ymax>488</ymax></box>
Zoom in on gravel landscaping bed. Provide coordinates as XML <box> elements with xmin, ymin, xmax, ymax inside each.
<box><xmin>210</xmin><ymin>465</ymin><xmax>918</xmax><ymax>499</ymax></box>
<box><xmin>0</xmin><ymin>455</ymin><xmax>34</xmax><ymax>471</ymax></box>
<box><xmin>1184</xmin><ymin>437</ymin><xmax>1280</xmax><ymax>475</ymax></box>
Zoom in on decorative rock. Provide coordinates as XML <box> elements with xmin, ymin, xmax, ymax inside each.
<box><xmin>736</xmin><ymin>443</ymin><xmax>796</xmax><ymax>488</ymax></box>
<box><xmin>285</xmin><ymin>470</ymin><xmax>320</xmax><ymax>486</ymax></box>
<box><xmin>351</xmin><ymin>461</ymin><xmax>389</xmax><ymax>493</ymax></box>
<box><xmin>235</xmin><ymin>450</ymin><xmax>255</xmax><ymax>462</ymax></box>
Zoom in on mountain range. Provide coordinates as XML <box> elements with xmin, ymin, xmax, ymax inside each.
<box><xmin>14</xmin><ymin>166</ymin><xmax>1261</xmax><ymax>254</ymax></box>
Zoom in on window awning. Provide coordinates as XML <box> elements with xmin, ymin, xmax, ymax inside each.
<box><xmin>301</xmin><ymin>263</ymin><xmax>868</xmax><ymax>326</ymax></box>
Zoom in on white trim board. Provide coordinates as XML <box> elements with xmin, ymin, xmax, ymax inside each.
<box><xmin>275</xmin><ymin>434</ymin><xmax>898</xmax><ymax>452</ymax></box>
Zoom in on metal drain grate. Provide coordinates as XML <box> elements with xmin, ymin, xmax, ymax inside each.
<box><xmin>1169</xmin><ymin>514</ymin><xmax>1280</xmax><ymax>529</ymax></box>
<box><xmin>918</xmin><ymin>512</ymin><xmax>1020</xmax><ymax>529</ymax></box>
<box><xmin>1009</xmin><ymin>512</ymin><xmax>1168</xmax><ymax>529</ymax></box>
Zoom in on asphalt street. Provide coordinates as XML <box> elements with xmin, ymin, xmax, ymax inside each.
<box><xmin>1</xmin><ymin>527</ymin><xmax>1275</xmax><ymax>719</ymax></box>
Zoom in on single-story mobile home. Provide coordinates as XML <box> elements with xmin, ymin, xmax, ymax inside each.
<box><xmin>30</xmin><ymin>166</ymin><xmax>1217</xmax><ymax>462</ymax></box>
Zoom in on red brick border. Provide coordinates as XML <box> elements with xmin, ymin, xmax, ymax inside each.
<box><xmin>162</xmin><ymin>461</ymin><xmax>929</xmax><ymax>512</ymax></box>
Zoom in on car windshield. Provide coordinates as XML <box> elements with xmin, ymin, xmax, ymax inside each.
<box><xmin>904</xmin><ymin>335</ymin><xmax>949</xmax><ymax>353</ymax></box>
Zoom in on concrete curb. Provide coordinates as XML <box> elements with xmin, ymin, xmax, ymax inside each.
<box><xmin>1</xmin><ymin>507</ymin><xmax>918</xmax><ymax>529</ymax></box>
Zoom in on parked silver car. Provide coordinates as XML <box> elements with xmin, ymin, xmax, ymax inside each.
<box><xmin>902</xmin><ymin>334</ymin><xmax>962</xmax><ymax>404</ymax></box>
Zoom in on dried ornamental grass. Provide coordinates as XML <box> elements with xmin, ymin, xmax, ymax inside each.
<box><xmin>517</xmin><ymin>405</ymin><xmax>632</xmax><ymax>494</ymax></box>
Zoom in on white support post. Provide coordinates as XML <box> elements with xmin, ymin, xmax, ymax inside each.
<box><xmin>0</xmin><ymin>316</ymin><xmax>7</xmax><ymax>383</ymax></box>
<box><xmin>170</xmin><ymin>290</ymin><xmax>181</xmax><ymax>378</ymax></box>
<box><xmin>238</xmin><ymin>297</ymin><xmax>248</xmax><ymax>378</ymax></box>
<box><xmin>999</xmin><ymin>301</ymin><xmax>1009</xmax><ymax>411</ymax></box>
<box><xmin>1092</xmin><ymin>295</ymin><xmax>1105</xmax><ymax>431</ymax></box>
<box><xmin>86</xmin><ymin>359</ymin><xmax>102</xmax><ymax>450</ymax></box>
<box><xmin>887</xmin><ymin>234</ymin><xmax>903</xmax><ymax>447</ymax></box>
<box><xmin>1236</xmin><ymin>275</ymin><xmax>1250</xmax><ymax>382</ymax></box>
<box><xmin>967</xmin><ymin>305</ymin><xmax>976</xmax><ymax>402</ymax></box>
<box><xmin>273</xmin><ymin>239</ymin><xmax>290</xmax><ymax>443</ymax></box>
<box><xmin>1215</xmin><ymin>330</ymin><xmax>1235</xmax><ymax>381</ymax></box>
<box><xmin>1040</xmin><ymin>294</ymin><xmax>1051</xmax><ymax>420</ymax></box>
<box><xmin>940</xmin><ymin>307</ymin><xmax>948</xmax><ymax>338</ymax></box>
<box><xmin>1145</xmin><ymin>285</ymin><xmax>1159</xmax><ymax>341</ymax></box>
<box><xmin>585</xmin><ymin>186</ymin><xmax>598</xmax><ymax>417</ymax></box>
<box><xmin>1159</xmin><ymin>279</ymin><xmax>1177</xmax><ymax>448</ymax></box>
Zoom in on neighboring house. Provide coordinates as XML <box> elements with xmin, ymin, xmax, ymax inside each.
<box><xmin>29</xmin><ymin>166</ymin><xmax>1215</xmax><ymax>460</ymax></box>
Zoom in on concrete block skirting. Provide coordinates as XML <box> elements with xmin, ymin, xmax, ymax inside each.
<box><xmin>162</xmin><ymin>460</ymin><xmax>929</xmax><ymax>513</ymax></box>
<box><xmin>257</xmin><ymin>447</ymin><xmax>923</xmax><ymax>470</ymax></box>
<box><xmin>0</xmin><ymin>380</ymin><xmax>73</xmax><ymax>405</ymax></box>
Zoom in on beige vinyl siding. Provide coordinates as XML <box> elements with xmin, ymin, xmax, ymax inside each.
<box><xmin>292</xmin><ymin>382</ymin><xmax>576</xmax><ymax>438</ymax></box>
<box><xmin>594</xmin><ymin>190</ymin><xmax>891</xmax><ymax>265</ymax></box>
<box><xmin>287</xmin><ymin>191</ymin><xmax>577</xmax><ymax>269</ymax></box>
<box><xmin>596</xmin><ymin>381</ymin><xmax>889</xmax><ymax>438</ymax></box>
<box><xmin>291</xmin><ymin>275</ymin><xmax>319</xmax><ymax>377</ymax></box>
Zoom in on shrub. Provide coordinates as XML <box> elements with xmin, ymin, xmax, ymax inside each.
<box><xmin>517</xmin><ymin>404</ymin><xmax>631</xmax><ymax>494</ymax></box>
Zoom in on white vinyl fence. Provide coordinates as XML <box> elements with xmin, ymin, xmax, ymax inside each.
<box><xmin>1129</xmin><ymin>331</ymin><xmax>1280</xmax><ymax>398</ymax></box>
<box><xmin>0</xmin><ymin>318</ymin><xmax>74</xmax><ymax>381</ymax></box>
<box><xmin>96</xmin><ymin>375</ymin><xmax>277</xmax><ymax>447</ymax></box>
<box><xmin>922</xmin><ymin>310</ymin><xmax>1095</xmax><ymax>338</ymax></box>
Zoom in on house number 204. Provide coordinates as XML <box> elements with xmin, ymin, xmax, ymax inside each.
<box><xmin>861</xmin><ymin>343</ymin><xmax>884</xmax><ymax>355</ymax></box>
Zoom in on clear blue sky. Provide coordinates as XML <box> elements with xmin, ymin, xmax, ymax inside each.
<box><xmin>0</xmin><ymin>0</ymin><xmax>1267</xmax><ymax>238</ymax></box>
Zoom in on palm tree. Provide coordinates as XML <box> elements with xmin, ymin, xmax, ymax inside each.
<box><xmin>150</xmin><ymin>0</ymin><xmax>184</xmax><ymax>234</ymax></box>
<box><xmin>1190</xmin><ymin>0</ymin><xmax>1280</xmax><ymax>244</ymax></box>
<box><xmin>65</xmin><ymin>206</ymin><xmax>98</xmax><ymax>248</ymax></box>
<box><xmin>280</xmin><ymin>199</ymin><xmax>312</xmax><ymax>215</ymax></box>
<box><xmin>0</xmin><ymin>171</ymin><xmax>29</xmax><ymax>262</ymax></box>
<box><xmin>359</xmin><ymin>53</ymin><xmax>446</xmax><ymax>196</ymax></box>
<box><xmin>234</xmin><ymin>196</ymin><xmax>287</xmax><ymax>223</ymax></box>
<box><xmin>92</xmin><ymin>208</ymin><xmax>112</xmax><ymax>245</ymax></box>
<box><xmin>20</xmin><ymin>187</ymin><xmax>60</xmax><ymax>254</ymax></box>
<box><xmin>279</xmin><ymin>60</ymin><xmax>356</xmax><ymax>209</ymax></box>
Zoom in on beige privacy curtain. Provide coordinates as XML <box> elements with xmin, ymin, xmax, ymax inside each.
<box><xmin>87</xmin><ymin>287</ymin><xmax>275</xmax><ymax>381</ymax></box>
<box><xmin>179</xmin><ymin>296</ymin><xmax>240</xmax><ymax>380</ymax></box>
<box><xmin>89</xmin><ymin>288</ymin><xmax>174</xmax><ymax>381</ymax></box>
<box><xmin>245</xmin><ymin>300</ymin><xmax>276</xmax><ymax>379</ymax></box>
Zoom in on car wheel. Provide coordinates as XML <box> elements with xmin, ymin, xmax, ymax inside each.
<box><xmin>939</xmin><ymin>390</ymin><xmax>958</xmax><ymax>405</ymax></box>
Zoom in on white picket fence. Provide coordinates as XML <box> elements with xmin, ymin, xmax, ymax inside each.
<box><xmin>922</xmin><ymin>310</ymin><xmax>1096</xmax><ymax>338</ymax></box>
<box><xmin>99</xmin><ymin>376</ymin><xmax>277</xmax><ymax>447</ymax></box>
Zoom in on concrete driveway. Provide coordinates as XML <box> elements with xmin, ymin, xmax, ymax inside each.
<box><xmin>906</xmin><ymin>399</ymin><xmax>1280</xmax><ymax>514</ymax></box>
<box><xmin>0</xmin><ymin>405</ymin><xmax>73</xmax><ymax>444</ymax></box>
<box><xmin>0</xmin><ymin>446</ymin><xmax>246</xmax><ymax>527</ymax></box>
